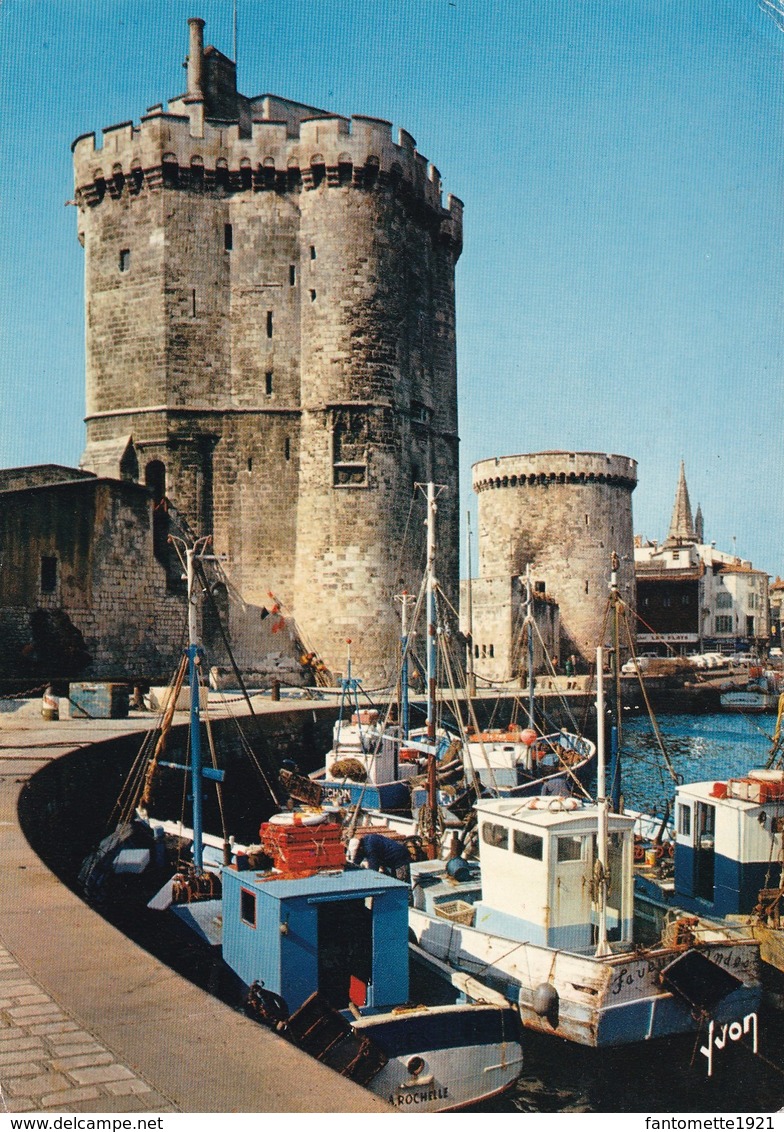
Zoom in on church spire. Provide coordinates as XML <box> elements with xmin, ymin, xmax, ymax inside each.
<box><xmin>665</xmin><ymin>461</ymin><xmax>696</xmax><ymax>546</ymax></box>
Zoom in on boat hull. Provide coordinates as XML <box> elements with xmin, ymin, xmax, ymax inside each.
<box><xmin>719</xmin><ymin>691</ymin><xmax>778</xmax><ymax>713</ymax></box>
<box><xmin>409</xmin><ymin>908</ymin><xmax>761</xmax><ymax>1048</ymax></box>
<box><xmin>311</xmin><ymin>772</ymin><xmax>412</xmax><ymax>813</ymax></box>
<box><xmin>353</xmin><ymin>1003</ymin><xmax>523</xmax><ymax>1111</ymax></box>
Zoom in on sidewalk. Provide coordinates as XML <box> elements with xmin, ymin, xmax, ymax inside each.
<box><xmin>0</xmin><ymin>701</ymin><xmax>389</xmax><ymax>1114</ymax></box>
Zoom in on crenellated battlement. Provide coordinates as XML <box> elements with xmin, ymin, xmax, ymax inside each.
<box><xmin>75</xmin><ymin>18</ymin><xmax>461</xmax><ymax>686</ymax></box>
<box><xmin>473</xmin><ymin>451</ymin><xmax>638</xmax><ymax>493</ymax></box>
<box><xmin>72</xmin><ymin>95</ymin><xmax>462</xmax><ymax>233</ymax></box>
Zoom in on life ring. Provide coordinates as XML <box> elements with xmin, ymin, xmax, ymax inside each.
<box><xmin>536</xmin><ymin>796</ymin><xmax>576</xmax><ymax>815</ymax></box>
<box><xmin>666</xmin><ymin>842</ymin><xmax>675</xmax><ymax>859</ymax></box>
<box><xmin>634</xmin><ymin>841</ymin><xmax>645</xmax><ymax>862</ymax></box>
<box><xmin>267</xmin><ymin>810</ymin><xmax>327</xmax><ymax>826</ymax></box>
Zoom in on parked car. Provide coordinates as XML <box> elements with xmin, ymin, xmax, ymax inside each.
<box><xmin>621</xmin><ymin>656</ymin><xmax>653</xmax><ymax>675</ymax></box>
<box><xmin>686</xmin><ymin>654</ymin><xmax>710</xmax><ymax>669</ymax></box>
<box><xmin>732</xmin><ymin>653</ymin><xmax>757</xmax><ymax>667</ymax></box>
<box><xmin>704</xmin><ymin>653</ymin><xmax>729</xmax><ymax>669</ymax></box>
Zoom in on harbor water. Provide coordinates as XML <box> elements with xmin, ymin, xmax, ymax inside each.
<box><xmin>479</xmin><ymin>710</ymin><xmax>784</xmax><ymax>1114</ymax></box>
<box><xmin>64</xmin><ymin>707</ymin><xmax>784</xmax><ymax>1113</ymax></box>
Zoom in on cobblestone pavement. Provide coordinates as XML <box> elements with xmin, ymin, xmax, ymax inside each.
<box><xmin>0</xmin><ymin>944</ymin><xmax>177</xmax><ymax>1114</ymax></box>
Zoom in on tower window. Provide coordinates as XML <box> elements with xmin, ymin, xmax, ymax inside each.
<box><xmin>265</xmin><ymin>371</ymin><xmax>273</xmax><ymax>395</ymax></box>
<box><xmin>215</xmin><ymin>161</ymin><xmax>230</xmax><ymax>192</ymax></box>
<box><xmin>332</xmin><ymin>409</ymin><xmax>368</xmax><ymax>487</ymax></box>
<box><xmin>247</xmin><ymin>456</ymin><xmax>253</xmax><ymax>472</ymax></box>
<box><xmin>289</xmin><ymin>265</ymin><xmax>296</xmax><ymax>286</ymax></box>
<box><xmin>162</xmin><ymin>156</ymin><xmax>178</xmax><ymax>187</ymax></box>
<box><xmin>310</xmin><ymin>245</ymin><xmax>316</xmax><ymax>260</ymax></box>
<box><xmin>192</xmin><ymin>290</ymin><xmax>197</xmax><ymax>317</ymax></box>
<box><xmin>310</xmin><ymin>290</ymin><xmax>316</xmax><ymax>302</ymax></box>
<box><xmin>119</xmin><ymin>249</ymin><xmax>130</xmax><ymax>273</ymax></box>
<box><xmin>190</xmin><ymin>157</ymin><xmax>204</xmax><ymax>190</ymax></box>
<box><xmin>40</xmin><ymin>556</ymin><xmax>57</xmax><ymax>594</ymax></box>
<box><xmin>224</xmin><ymin>224</ymin><xmax>233</xmax><ymax>251</ymax></box>
<box><xmin>585</xmin><ymin>580</ymin><xmax>589</xmax><ymax>594</ymax></box>
<box><xmin>284</xmin><ymin>438</ymin><xmax>291</xmax><ymax>461</ymax></box>
<box><xmin>266</xmin><ymin>311</ymin><xmax>273</xmax><ymax>338</ymax></box>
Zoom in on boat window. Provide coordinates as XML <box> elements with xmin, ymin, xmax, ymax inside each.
<box><xmin>481</xmin><ymin>822</ymin><xmax>508</xmax><ymax>850</ymax></box>
<box><xmin>513</xmin><ymin>830</ymin><xmax>542</xmax><ymax>860</ymax></box>
<box><xmin>696</xmin><ymin>802</ymin><xmax>715</xmax><ymax>841</ymax></box>
<box><xmin>678</xmin><ymin>804</ymin><xmax>691</xmax><ymax>837</ymax></box>
<box><xmin>240</xmin><ymin>888</ymin><xmax>257</xmax><ymax>928</ymax></box>
<box><xmin>556</xmin><ymin>835</ymin><xmax>584</xmax><ymax>862</ymax></box>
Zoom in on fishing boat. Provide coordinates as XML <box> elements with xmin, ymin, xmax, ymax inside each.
<box><xmin>310</xmin><ymin>643</ymin><xmax>424</xmax><ymax>813</ymax></box>
<box><xmin>407</xmin><ymin>650</ymin><xmax>763</xmax><ymax>1050</ymax></box>
<box><xmin>214</xmin><ymin>818</ymin><xmax>524</xmax><ymax>1111</ymax></box>
<box><xmin>617</xmin><ymin>629</ymin><xmax>784</xmax><ymax>978</ymax></box>
<box><xmin>720</xmin><ymin>672</ymin><xmax>782</xmax><ymax>714</ymax></box>
<box><xmin>632</xmin><ymin>769</ymin><xmax>784</xmax><ymax>977</ymax></box>
<box><xmin>81</xmin><ymin>534</ymin><xmax>525</xmax><ymax>1111</ymax></box>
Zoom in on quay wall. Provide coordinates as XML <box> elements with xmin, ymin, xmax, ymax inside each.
<box><xmin>18</xmin><ymin>705</ymin><xmax>338</xmax><ymax>881</ymax></box>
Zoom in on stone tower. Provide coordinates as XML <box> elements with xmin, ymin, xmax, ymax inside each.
<box><xmin>73</xmin><ymin>18</ymin><xmax>462</xmax><ymax>683</ymax></box>
<box><xmin>471</xmin><ymin>451</ymin><xmax>637</xmax><ymax>665</ymax></box>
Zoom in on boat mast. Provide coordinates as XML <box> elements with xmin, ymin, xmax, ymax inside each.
<box><xmin>466</xmin><ymin>512</ymin><xmax>476</xmax><ymax>697</ymax></box>
<box><xmin>521</xmin><ymin>566</ymin><xmax>535</xmax><ymax>772</ymax></box>
<box><xmin>610</xmin><ymin>552</ymin><xmax>622</xmax><ymax>811</ymax></box>
<box><xmin>595</xmin><ymin>645</ymin><xmax>610</xmax><ymax>957</ymax></box>
<box><xmin>426</xmin><ymin>483</ymin><xmax>438</xmax><ymax>738</ymax></box>
<box><xmin>417</xmin><ymin>482</ymin><xmax>450</xmax><ymax>858</ymax></box>
<box><xmin>526</xmin><ymin>566</ymin><xmax>535</xmax><ymax>730</ymax></box>
<box><xmin>397</xmin><ymin>592</ymin><xmax>414</xmax><ymax>740</ymax></box>
<box><xmin>185</xmin><ymin>537</ymin><xmax>212</xmax><ymax>873</ymax></box>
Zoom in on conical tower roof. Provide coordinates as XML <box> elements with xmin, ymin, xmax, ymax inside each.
<box><xmin>665</xmin><ymin>461</ymin><xmax>696</xmax><ymax>546</ymax></box>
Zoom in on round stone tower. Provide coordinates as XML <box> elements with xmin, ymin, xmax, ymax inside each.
<box><xmin>472</xmin><ymin>451</ymin><xmax>637</xmax><ymax>663</ymax></box>
<box><xmin>72</xmin><ymin>19</ymin><xmax>462</xmax><ymax>683</ymax></box>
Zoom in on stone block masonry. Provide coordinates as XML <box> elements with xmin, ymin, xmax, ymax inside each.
<box><xmin>74</xmin><ymin>20</ymin><xmax>462</xmax><ymax>685</ymax></box>
<box><xmin>472</xmin><ymin>452</ymin><xmax>637</xmax><ymax>668</ymax></box>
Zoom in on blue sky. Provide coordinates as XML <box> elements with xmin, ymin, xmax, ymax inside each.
<box><xmin>1</xmin><ymin>0</ymin><xmax>783</xmax><ymax>578</ymax></box>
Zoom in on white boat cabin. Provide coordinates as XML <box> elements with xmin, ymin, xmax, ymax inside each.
<box><xmin>672</xmin><ymin>769</ymin><xmax>784</xmax><ymax>919</ymax></box>
<box><xmin>471</xmin><ymin>798</ymin><xmax>635</xmax><ymax>952</ymax></box>
<box><xmin>324</xmin><ymin>712</ymin><xmax>422</xmax><ymax>786</ymax></box>
<box><xmin>463</xmin><ymin>730</ymin><xmax>593</xmax><ymax>791</ymax></box>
